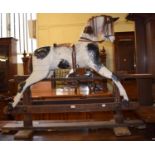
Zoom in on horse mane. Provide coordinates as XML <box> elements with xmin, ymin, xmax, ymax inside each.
<box><xmin>88</xmin><ymin>15</ymin><xmax>119</xmax><ymax>22</ymax></box>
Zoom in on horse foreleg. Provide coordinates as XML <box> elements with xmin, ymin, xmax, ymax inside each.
<box><xmin>90</xmin><ymin>64</ymin><xmax>129</xmax><ymax>105</ymax></box>
<box><xmin>10</xmin><ymin>70</ymin><xmax>49</xmax><ymax>108</ymax></box>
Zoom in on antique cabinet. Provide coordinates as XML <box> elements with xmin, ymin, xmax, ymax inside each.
<box><xmin>114</xmin><ymin>31</ymin><xmax>135</xmax><ymax>73</ymax></box>
<box><xmin>0</xmin><ymin>37</ymin><xmax>17</xmax><ymax>94</ymax></box>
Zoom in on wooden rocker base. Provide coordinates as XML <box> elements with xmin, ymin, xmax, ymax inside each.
<box><xmin>3</xmin><ymin>74</ymin><xmax>151</xmax><ymax>140</ymax></box>
<box><xmin>2</xmin><ymin>119</ymin><xmax>144</xmax><ymax>139</ymax></box>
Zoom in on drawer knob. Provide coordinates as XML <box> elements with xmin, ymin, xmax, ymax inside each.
<box><xmin>123</xmin><ymin>59</ymin><xmax>127</xmax><ymax>62</ymax></box>
<box><xmin>101</xmin><ymin>104</ymin><xmax>106</xmax><ymax>107</ymax></box>
<box><xmin>70</xmin><ymin>105</ymin><xmax>76</xmax><ymax>109</ymax></box>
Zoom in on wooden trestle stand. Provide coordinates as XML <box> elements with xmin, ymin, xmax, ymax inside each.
<box><xmin>2</xmin><ymin>74</ymin><xmax>153</xmax><ymax>140</ymax></box>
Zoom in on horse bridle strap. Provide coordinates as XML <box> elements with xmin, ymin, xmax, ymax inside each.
<box><xmin>79</xmin><ymin>37</ymin><xmax>104</xmax><ymax>43</ymax></box>
<box><xmin>72</xmin><ymin>45</ymin><xmax>77</xmax><ymax>72</ymax></box>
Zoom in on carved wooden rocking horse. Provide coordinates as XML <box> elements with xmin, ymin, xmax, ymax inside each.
<box><xmin>7</xmin><ymin>15</ymin><xmax>129</xmax><ymax>111</ymax></box>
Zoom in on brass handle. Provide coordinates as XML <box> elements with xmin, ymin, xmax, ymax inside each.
<box><xmin>70</xmin><ymin>105</ymin><xmax>76</xmax><ymax>109</ymax></box>
<box><xmin>123</xmin><ymin>59</ymin><xmax>127</xmax><ymax>62</ymax></box>
<box><xmin>101</xmin><ymin>104</ymin><xmax>106</xmax><ymax>107</ymax></box>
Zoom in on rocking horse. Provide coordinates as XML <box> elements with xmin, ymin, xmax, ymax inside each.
<box><xmin>7</xmin><ymin>15</ymin><xmax>129</xmax><ymax>111</ymax></box>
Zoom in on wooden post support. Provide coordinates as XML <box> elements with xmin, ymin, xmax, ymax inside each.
<box><xmin>14</xmin><ymin>87</ymin><xmax>33</xmax><ymax>140</ymax></box>
<box><xmin>23</xmin><ymin>86</ymin><xmax>33</xmax><ymax>127</ymax></box>
<box><xmin>113</xmin><ymin>84</ymin><xmax>124</xmax><ymax>124</ymax></box>
<box><xmin>14</xmin><ymin>86</ymin><xmax>33</xmax><ymax>140</ymax></box>
<box><xmin>113</xmin><ymin>82</ymin><xmax>131</xmax><ymax>136</ymax></box>
<box><xmin>22</xmin><ymin>55</ymin><xmax>32</xmax><ymax>75</ymax></box>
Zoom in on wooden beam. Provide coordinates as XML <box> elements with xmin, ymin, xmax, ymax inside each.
<box><xmin>2</xmin><ymin>120</ymin><xmax>144</xmax><ymax>131</ymax></box>
<box><xmin>10</xmin><ymin>101</ymin><xmax>139</xmax><ymax>114</ymax></box>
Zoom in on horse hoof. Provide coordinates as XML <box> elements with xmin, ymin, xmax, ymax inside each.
<box><xmin>8</xmin><ymin>103</ymin><xmax>14</xmax><ymax>111</ymax></box>
<box><xmin>122</xmin><ymin>99</ymin><xmax>129</xmax><ymax>107</ymax></box>
<box><xmin>5</xmin><ymin>97</ymin><xmax>14</xmax><ymax>102</ymax></box>
<box><xmin>3</xmin><ymin>103</ymin><xmax>13</xmax><ymax>114</ymax></box>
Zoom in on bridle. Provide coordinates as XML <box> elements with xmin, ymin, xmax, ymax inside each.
<box><xmin>79</xmin><ymin>15</ymin><xmax>114</xmax><ymax>44</ymax></box>
<box><xmin>73</xmin><ymin>15</ymin><xmax>115</xmax><ymax>72</ymax></box>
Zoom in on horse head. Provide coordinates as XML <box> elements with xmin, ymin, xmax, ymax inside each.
<box><xmin>86</xmin><ymin>15</ymin><xmax>119</xmax><ymax>42</ymax></box>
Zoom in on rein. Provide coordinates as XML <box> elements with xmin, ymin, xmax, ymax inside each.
<box><xmin>79</xmin><ymin>37</ymin><xmax>104</xmax><ymax>43</ymax></box>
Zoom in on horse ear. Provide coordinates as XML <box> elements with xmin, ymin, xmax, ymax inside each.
<box><xmin>112</xmin><ymin>17</ymin><xmax>119</xmax><ymax>22</ymax></box>
<box><xmin>84</xmin><ymin>26</ymin><xmax>94</xmax><ymax>34</ymax></box>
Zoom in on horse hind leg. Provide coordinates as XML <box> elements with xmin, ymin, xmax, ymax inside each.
<box><xmin>89</xmin><ymin>64</ymin><xmax>129</xmax><ymax>105</ymax></box>
<box><xmin>9</xmin><ymin>70</ymin><xmax>50</xmax><ymax>109</ymax></box>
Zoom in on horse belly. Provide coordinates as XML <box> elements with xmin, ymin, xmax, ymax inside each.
<box><xmin>32</xmin><ymin>54</ymin><xmax>51</xmax><ymax>71</ymax></box>
<box><xmin>76</xmin><ymin>51</ymin><xmax>90</xmax><ymax>68</ymax></box>
<box><xmin>50</xmin><ymin>47</ymin><xmax>72</xmax><ymax>69</ymax></box>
